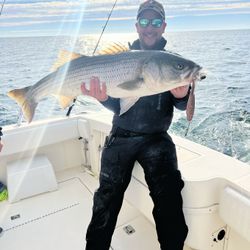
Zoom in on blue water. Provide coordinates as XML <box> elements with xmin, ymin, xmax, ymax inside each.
<box><xmin>0</xmin><ymin>30</ymin><xmax>249</xmax><ymax>164</ymax></box>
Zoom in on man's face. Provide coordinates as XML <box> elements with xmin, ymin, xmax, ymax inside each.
<box><xmin>136</xmin><ymin>9</ymin><xmax>166</xmax><ymax>50</ymax></box>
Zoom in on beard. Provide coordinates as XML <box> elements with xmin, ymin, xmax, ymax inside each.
<box><xmin>139</xmin><ymin>35</ymin><xmax>163</xmax><ymax>50</ymax></box>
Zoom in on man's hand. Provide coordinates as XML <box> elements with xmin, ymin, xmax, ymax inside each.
<box><xmin>170</xmin><ymin>85</ymin><xmax>189</xmax><ymax>99</ymax></box>
<box><xmin>81</xmin><ymin>76</ymin><xmax>108</xmax><ymax>102</ymax></box>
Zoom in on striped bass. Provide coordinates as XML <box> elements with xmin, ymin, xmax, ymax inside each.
<box><xmin>7</xmin><ymin>49</ymin><xmax>205</xmax><ymax>123</ymax></box>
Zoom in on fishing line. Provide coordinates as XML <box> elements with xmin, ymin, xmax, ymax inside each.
<box><xmin>0</xmin><ymin>0</ymin><xmax>6</xmax><ymax>16</ymax></box>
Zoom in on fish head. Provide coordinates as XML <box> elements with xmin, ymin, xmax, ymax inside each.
<box><xmin>143</xmin><ymin>51</ymin><xmax>205</xmax><ymax>92</ymax></box>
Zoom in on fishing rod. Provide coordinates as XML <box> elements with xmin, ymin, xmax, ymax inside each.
<box><xmin>92</xmin><ymin>0</ymin><xmax>118</xmax><ymax>56</ymax></box>
<box><xmin>66</xmin><ymin>0</ymin><xmax>118</xmax><ymax>117</ymax></box>
<box><xmin>0</xmin><ymin>0</ymin><xmax>6</xmax><ymax>16</ymax></box>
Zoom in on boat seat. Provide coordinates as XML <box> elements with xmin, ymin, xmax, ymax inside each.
<box><xmin>7</xmin><ymin>155</ymin><xmax>58</xmax><ymax>203</ymax></box>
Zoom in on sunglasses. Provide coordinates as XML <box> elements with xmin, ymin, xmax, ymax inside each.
<box><xmin>138</xmin><ymin>18</ymin><xmax>164</xmax><ymax>28</ymax></box>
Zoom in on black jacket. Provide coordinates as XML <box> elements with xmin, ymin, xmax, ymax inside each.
<box><xmin>100</xmin><ymin>37</ymin><xmax>189</xmax><ymax>133</ymax></box>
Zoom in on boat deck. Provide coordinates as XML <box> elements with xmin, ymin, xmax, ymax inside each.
<box><xmin>0</xmin><ymin>166</ymin><xmax>174</xmax><ymax>250</ymax></box>
<box><xmin>1</xmin><ymin>114</ymin><xmax>250</xmax><ymax>250</ymax></box>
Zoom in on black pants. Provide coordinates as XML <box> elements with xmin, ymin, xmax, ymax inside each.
<box><xmin>85</xmin><ymin>131</ymin><xmax>188</xmax><ymax>250</ymax></box>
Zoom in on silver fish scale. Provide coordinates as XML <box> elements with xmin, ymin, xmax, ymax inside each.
<box><xmin>30</xmin><ymin>52</ymin><xmax>142</xmax><ymax>99</ymax></box>
<box><xmin>57</xmin><ymin>52</ymin><xmax>146</xmax><ymax>98</ymax></box>
<box><xmin>28</xmin><ymin>50</ymin><xmax>201</xmax><ymax>102</ymax></box>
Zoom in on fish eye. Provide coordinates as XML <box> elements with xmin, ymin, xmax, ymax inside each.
<box><xmin>176</xmin><ymin>63</ymin><xmax>184</xmax><ymax>70</ymax></box>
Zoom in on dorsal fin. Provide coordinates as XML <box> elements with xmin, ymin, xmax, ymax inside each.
<box><xmin>98</xmin><ymin>42</ymin><xmax>129</xmax><ymax>55</ymax></box>
<box><xmin>51</xmin><ymin>43</ymin><xmax>129</xmax><ymax>71</ymax></box>
<box><xmin>51</xmin><ymin>49</ymin><xmax>83</xmax><ymax>71</ymax></box>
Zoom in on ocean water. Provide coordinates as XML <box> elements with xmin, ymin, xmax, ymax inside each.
<box><xmin>0</xmin><ymin>30</ymin><xmax>249</xmax><ymax>164</ymax></box>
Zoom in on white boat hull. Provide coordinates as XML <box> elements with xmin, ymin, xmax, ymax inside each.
<box><xmin>0</xmin><ymin>113</ymin><xmax>249</xmax><ymax>250</ymax></box>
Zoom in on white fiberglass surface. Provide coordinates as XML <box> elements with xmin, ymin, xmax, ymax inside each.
<box><xmin>0</xmin><ymin>172</ymin><xmax>161</xmax><ymax>250</ymax></box>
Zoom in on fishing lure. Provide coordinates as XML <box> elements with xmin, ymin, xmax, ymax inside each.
<box><xmin>185</xmin><ymin>81</ymin><xmax>195</xmax><ymax>136</ymax></box>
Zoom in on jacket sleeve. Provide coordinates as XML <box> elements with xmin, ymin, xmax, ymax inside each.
<box><xmin>170</xmin><ymin>87</ymin><xmax>190</xmax><ymax>111</ymax></box>
<box><xmin>100</xmin><ymin>96</ymin><xmax>120</xmax><ymax>114</ymax></box>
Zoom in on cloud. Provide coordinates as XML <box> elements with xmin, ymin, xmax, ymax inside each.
<box><xmin>1</xmin><ymin>0</ymin><xmax>250</xmax><ymax>33</ymax></box>
<box><xmin>2</xmin><ymin>0</ymin><xmax>250</xmax><ymax>19</ymax></box>
<box><xmin>0</xmin><ymin>19</ymin><xmax>78</xmax><ymax>28</ymax></box>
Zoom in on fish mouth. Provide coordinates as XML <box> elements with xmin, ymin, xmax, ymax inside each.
<box><xmin>193</xmin><ymin>66</ymin><xmax>206</xmax><ymax>81</ymax></box>
<box><xmin>183</xmin><ymin>65</ymin><xmax>206</xmax><ymax>83</ymax></box>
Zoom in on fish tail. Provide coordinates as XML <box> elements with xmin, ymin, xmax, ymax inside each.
<box><xmin>7</xmin><ymin>86</ymin><xmax>37</xmax><ymax>123</ymax></box>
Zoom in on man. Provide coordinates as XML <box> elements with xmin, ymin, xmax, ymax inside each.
<box><xmin>82</xmin><ymin>1</ymin><xmax>189</xmax><ymax>249</ymax></box>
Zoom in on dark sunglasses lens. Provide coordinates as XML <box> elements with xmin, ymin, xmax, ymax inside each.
<box><xmin>152</xmin><ymin>19</ymin><xmax>163</xmax><ymax>28</ymax></box>
<box><xmin>139</xmin><ymin>18</ymin><xmax>150</xmax><ymax>28</ymax></box>
<box><xmin>138</xmin><ymin>18</ymin><xmax>163</xmax><ymax>28</ymax></box>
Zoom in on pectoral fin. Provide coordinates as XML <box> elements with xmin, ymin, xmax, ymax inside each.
<box><xmin>117</xmin><ymin>78</ymin><xmax>143</xmax><ymax>90</ymax></box>
<box><xmin>119</xmin><ymin>97</ymin><xmax>140</xmax><ymax>115</ymax></box>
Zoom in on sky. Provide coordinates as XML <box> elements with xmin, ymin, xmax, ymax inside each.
<box><xmin>0</xmin><ymin>0</ymin><xmax>250</xmax><ymax>37</ymax></box>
